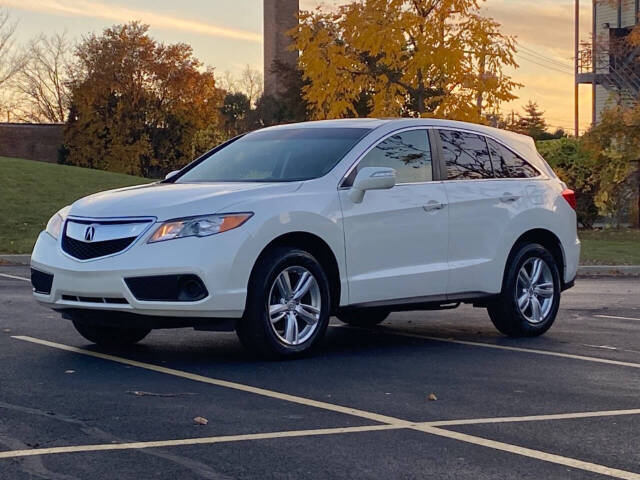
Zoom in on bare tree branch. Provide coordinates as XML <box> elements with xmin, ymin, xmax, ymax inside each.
<box><xmin>13</xmin><ymin>32</ymin><xmax>73</xmax><ymax>122</ymax></box>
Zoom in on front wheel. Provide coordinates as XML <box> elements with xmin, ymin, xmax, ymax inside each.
<box><xmin>236</xmin><ymin>247</ymin><xmax>331</xmax><ymax>358</ymax></box>
<box><xmin>72</xmin><ymin>320</ymin><xmax>150</xmax><ymax>347</ymax></box>
<box><xmin>488</xmin><ymin>243</ymin><xmax>561</xmax><ymax>337</ymax></box>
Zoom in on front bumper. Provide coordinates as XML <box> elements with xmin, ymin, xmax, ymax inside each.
<box><xmin>31</xmin><ymin>229</ymin><xmax>250</xmax><ymax>319</ymax></box>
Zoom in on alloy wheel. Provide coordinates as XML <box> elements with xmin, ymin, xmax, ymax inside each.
<box><xmin>515</xmin><ymin>257</ymin><xmax>555</xmax><ymax>324</ymax></box>
<box><xmin>268</xmin><ymin>266</ymin><xmax>321</xmax><ymax>345</ymax></box>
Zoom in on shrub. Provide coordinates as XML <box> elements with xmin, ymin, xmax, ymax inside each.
<box><xmin>537</xmin><ymin>138</ymin><xmax>599</xmax><ymax>228</ymax></box>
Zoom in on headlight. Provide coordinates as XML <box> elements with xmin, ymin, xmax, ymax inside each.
<box><xmin>45</xmin><ymin>206</ymin><xmax>71</xmax><ymax>239</ymax></box>
<box><xmin>148</xmin><ymin>213</ymin><xmax>253</xmax><ymax>243</ymax></box>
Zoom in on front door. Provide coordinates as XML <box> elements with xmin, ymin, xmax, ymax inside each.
<box><xmin>339</xmin><ymin>129</ymin><xmax>449</xmax><ymax>305</ymax></box>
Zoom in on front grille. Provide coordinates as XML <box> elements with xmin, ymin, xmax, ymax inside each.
<box><xmin>62</xmin><ymin>235</ymin><xmax>136</xmax><ymax>260</ymax></box>
<box><xmin>31</xmin><ymin>268</ymin><xmax>54</xmax><ymax>294</ymax></box>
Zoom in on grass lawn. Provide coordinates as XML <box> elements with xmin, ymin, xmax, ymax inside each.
<box><xmin>579</xmin><ymin>229</ymin><xmax>640</xmax><ymax>265</ymax></box>
<box><xmin>0</xmin><ymin>157</ymin><xmax>152</xmax><ymax>254</ymax></box>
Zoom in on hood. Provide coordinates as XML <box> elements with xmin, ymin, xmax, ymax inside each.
<box><xmin>69</xmin><ymin>181</ymin><xmax>301</xmax><ymax>220</ymax></box>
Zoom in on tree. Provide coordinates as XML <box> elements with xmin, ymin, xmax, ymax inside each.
<box><xmin>237</xmin><ymin>65</ymin><xmax>263</xmax><ymax>107</ymax></box>
<box><xmin>515</xmin><ymin>101</ymin><xmax>547</xmax><ymax>139</ymax></box>
<box><xmin>291</xmin><ymin>0</ymin><xmax>520</xmax><ymax>121</ymax></box>
<box><xmin>14</xmin><ymin>32</ymin><xmax>73</xmax><ymax>123</ymax></box>
<box><xmin>221</xmin><ymin>91</ymin><xmax>251</xmax><ymax>136</ymax></box>
<box><xmin>582</xmin><ymin>105</ymin><xmax>640</xmax><ymax>227</ymax></box>
<box><xmin>250</xmin><ymin>60</ymin><xmax>309</xmax><ymax>128</ymax></box>
<box><xmin>0</xmin><ymin>8</ymin><xmax>26</xmax><ymax>120</ymax></box>
<box><xmin>62</xmin><ymin>22</ymin><xmax>224</xmax><ymax>177</ymax></box>
<box><xmin>537</xmin><ymin>138</ymin><xmax>599</xmax><ymax>228</ymax></box>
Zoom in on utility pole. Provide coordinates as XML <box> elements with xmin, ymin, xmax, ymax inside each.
<box><xmin>575</xmin><ymin>0</ymin><xmax>580</xmax><ymax>137</ymax></box>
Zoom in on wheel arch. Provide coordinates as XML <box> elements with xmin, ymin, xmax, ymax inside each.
<box><xmin>248</xmin><ymin>231</ymin><xmax>342</xmax><ymax>314</ymax></box>
<box><xmin>504</xmin><ymin>228</ymin><xmax>566</xmax><ymax>289</ymax></box>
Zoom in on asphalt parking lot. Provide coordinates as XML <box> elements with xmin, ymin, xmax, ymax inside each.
<box><xmin>1</xmin><ymin>264</ymin><xmax>639</xmax><ymax>479</ymax></box>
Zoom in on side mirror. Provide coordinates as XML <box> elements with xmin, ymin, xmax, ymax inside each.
<box><xmin>165</xmin><ymin>170</ymin><xmax>180</xmax><ymax>180</ymax></box>
<box><xmin>348</xmin><ymin>167</ymin><xmax>396</xmax><ymax>203</ymax></box>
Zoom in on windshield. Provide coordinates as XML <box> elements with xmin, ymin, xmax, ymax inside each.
<box><xmin>176</xmin><ymin>127</ymin><xmax>370</xmax><ymax>183</ymax></box>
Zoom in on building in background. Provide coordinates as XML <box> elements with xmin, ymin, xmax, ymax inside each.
<box><xmin>263</xmin><ymin>0</ymin><xmax>299</xmax><ymax>98</ymax></box>
<box><xmin>577</xmin><ymin>0</ymin><xmax>640</xmax><ymax>126</ymax></box>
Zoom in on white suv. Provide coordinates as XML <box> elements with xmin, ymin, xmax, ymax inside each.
<box><xmin>31</xmin><ymin>119</ymin><xmax>580</xmax><ymax>357</ymax></box>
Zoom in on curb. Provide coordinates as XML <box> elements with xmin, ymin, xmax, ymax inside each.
<box><xmin>576</xmin><ymin>265</ymin><xmax>640</xmax><ymax>277</ymax></box>
<box><xmin>1</xmin><ymin>254</ymin><xmax>639</xmax><ymax>276</ymax></box>
<box><xmin>0</xmin><ymin>254</ymin><xmax>31</xmax><ymax>266</ymax></box>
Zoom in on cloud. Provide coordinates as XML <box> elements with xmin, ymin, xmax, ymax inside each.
<box><xmin>482</xmin><ymin>0</ymin><xmax>591</xmax><ymax>56</ymax></box>
<box><xmin>2</xmin><ymin>0</ymin><xmax>262</xmax><ymax>42</ymax></box>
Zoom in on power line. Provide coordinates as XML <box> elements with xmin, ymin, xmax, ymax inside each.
<box><xmin>516</xmin><ymin>51</ymin><xmax>574</xmax><ymax>73</ymax></box>
<box><xmin>515</xmin><ymin>53</ymin><xmax>574</xmax><ymax>76</ymax></box>
<box><xmin>518</xmin><ymin>44</ymin><xmax>574</xmax><ymax>70</ymax></box>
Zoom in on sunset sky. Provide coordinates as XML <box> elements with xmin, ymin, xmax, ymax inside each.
<box><xmin>2</xmin><ymin>0</ymin><xmax>593</xmax><ymax>132</ymax></box>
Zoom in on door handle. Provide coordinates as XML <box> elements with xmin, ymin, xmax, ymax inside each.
<box><xmin>500</xmin><ymin>193</ymin><xmax>521</xmax><ymax>203</ymax></box>
<box><xmin>423</xmin><ymin>201</ymin><xmax>447</xmax><ymax>212</ymax></box>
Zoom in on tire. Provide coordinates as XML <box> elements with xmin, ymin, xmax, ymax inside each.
<box><xmin>488</xmin><ymin>243</ymin><xmax>561</xmax><ymax>337</ymax></box>
<box><xmin>337</xmin><ymin>309</ymin><xmax>390</xmax><ymax>327</ymax></box>
<box><xmin>72</xmin><ymin>320</ymin><xmax>150</xmax><ymax>347</ymax></box>
<box><xmin>236</xmin><ymin>246</ymin><xmax>331</xmax><ymax>358</ymax></box>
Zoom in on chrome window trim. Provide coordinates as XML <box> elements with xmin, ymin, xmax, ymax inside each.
<box><xmin>338</xmin><ymin>126</ymin><xmax>438</xmax><ymax>190</ymax></box>
<box><xmin>60</xmin><ymin>216</ymin><xmax>157</xmax><ymax>263</ymax></box>
<box><xmin>436</xmin><ymin>126</ymin><xmax>546</xmax><ymax>180</ymax></box>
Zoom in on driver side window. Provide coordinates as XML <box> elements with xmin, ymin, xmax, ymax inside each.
<box><xmin>343</xmin><ymin>129</ymin><xmax>432</xmax><ymax>187</ymax></box>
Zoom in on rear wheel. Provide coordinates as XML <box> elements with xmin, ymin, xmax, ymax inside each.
<box><xmin>236</xmin><ymin>247</ymin><xmax>331</xmax><ymax>358</ymax></box>
<box><xmin>337</xmin><ymin>309</ymin><xmax>390</xmax><ymax>327</ymax></box>
<box><xmin>72</xmin><ymin>320</ymin><xmax>150</xmax><ymax>347</ymax></box>
<box><xmin>488</xmin><ymin>243</ymin><xmax>561</xmax><ymax>337</ymax></box>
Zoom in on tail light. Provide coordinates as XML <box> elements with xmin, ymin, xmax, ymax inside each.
<box><xmin>561</xmin><ymin>189</ymin><xmax>577</xmax><ymax>210</ymax></box>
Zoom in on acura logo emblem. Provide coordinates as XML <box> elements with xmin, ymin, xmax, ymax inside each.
<box><xmin>84</xmin><ymin>225</ymin><xmax>96</xmax><ymax>242</ymax></box>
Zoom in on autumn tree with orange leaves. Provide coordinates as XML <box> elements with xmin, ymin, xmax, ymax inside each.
<box><xmin>62</xmin><ymin>22</ymin><xmax>224</xmax><ymax>177</ymax></box>
<box><xmin>292</xmin><ymin>0</ymin><xmax>520</xmax><ymax>122</ymax></box>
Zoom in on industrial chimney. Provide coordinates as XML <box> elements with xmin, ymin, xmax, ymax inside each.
<box><xmin>263</xmin><ymin>0</ymin><xmax>300</xmax><ymax>98</ymax></box>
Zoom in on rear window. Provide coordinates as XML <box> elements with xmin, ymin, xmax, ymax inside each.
<box><xmin>177</xmin><ymin>128</ymin><xmax>370</xmax><ymax>183</ymax></box>
<box><xmin>487</xmin><ymin>138</ymin><xmax>539</xmax><ymax>179</ymax></box>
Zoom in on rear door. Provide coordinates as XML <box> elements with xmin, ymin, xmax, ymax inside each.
<box><xmin>339</xmin><ymin>129</ymin><xmax>449</xmax><ymax>305</ymax></box>
<box><xmin>438</xmin><ymin>129</ymin><xmax>524</xmax><ymax>296</ymax></box>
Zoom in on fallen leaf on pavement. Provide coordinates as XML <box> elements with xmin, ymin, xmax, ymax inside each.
<box><xmin>193</xmin><ymin>416</ymin><xmax>208</xmax><ymax>425</ymax></box>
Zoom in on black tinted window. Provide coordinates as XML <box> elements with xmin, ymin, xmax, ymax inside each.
<box><xmin>348</xmin><ymin>130</ymin><xmax>432</xmax><ymax>185</ymax></box>
<box><xmin>177</xmin><ymin>128</ymin><xmax>369</xmax><ymax>183</ymax></box>
<box><xmin>487</xmin><ymin>138</ymin><xmax>539</xmax><ymax>178</ymax></box>
<box><xmin>440</xmin><ymin>130</ymin><xmax>493</xmax><ymax>180</ymax></box>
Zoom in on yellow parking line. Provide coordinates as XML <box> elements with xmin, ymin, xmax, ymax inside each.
<box><xmin>415</xmin><ymin>425</ymin><xmax>640</xmax><ymax>480</ymax></box>
<box><xmin>424</xmin><ymin>408</ymin><xmax>640</xmax><ymax>427</ymax></box>
<box><xmin>0</xmin><ymin>273</ymin><xmax>29</xmax><ymax>282</ymax></box>
<box><xmin>358</xmin><ymin>327</ymin><xmax>640</xmax><ymax>369</ymax></box>
<box><xmin>10</xmin><ymin>336</ymin><xmax>411</xmax><ymax>427</ymax></box>
<box><xmin>0</xmin><ymin>424</ymin><xmax>401</xmax><ymax>460</ymax></box>
<box><xmin>595</xmin><ymin>314</ymin><xmax>640</xmax><ymax>322</ymax></box>
<box><xmin>10</xmin><ymin>335</ymin><xmax>640</xmax><ymax>479</ymax></box>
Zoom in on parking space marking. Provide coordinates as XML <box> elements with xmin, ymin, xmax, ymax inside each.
<box><xmin>595</xmin><ymin>314</ymin><xmax>640</xmax><ymax>322</ymax></box>
<box><xmin>424</xmin><ymin>408</ymin><xmax>640</xmax><ymax>427</ymax></box>
<box><xmin>414</xmin><ymin>425</ymin><xmax>640</xmax><ymax>480</ymax></box>
<box><xmin>0</xmin><ymin>272</ymin><xmax>29</xmax><ymax>282</ymax></box>
<box><xmin>11</xmin><ymin>335</ymin><xmax>412</xmax><ymax>427</ymax></box>
<box><xmin>360</xmin><ymin>327</ymin><xmax>640</xmax><ymax>369</ymax></box>
<box><xmin>0</xmin><ymin>424</ymin><xmax>402</xmax><ymax>460</ymax></box>
<box><xmin>10</xmin><ymin>335</ymin><xmax>640</xmax><ymax>479</ymax></box>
